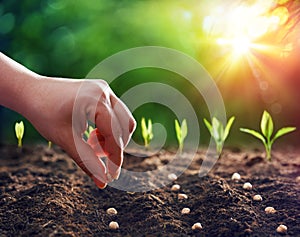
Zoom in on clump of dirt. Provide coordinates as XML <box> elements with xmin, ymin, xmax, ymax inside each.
<box><xmin>0</xmin><ymin>144</ymin><xmax>299</xmax><ymax>236</ymax></box>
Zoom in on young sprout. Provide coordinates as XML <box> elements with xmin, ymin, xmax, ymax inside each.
<box><xmin>15</xmin><ymin>121</ymin><xmax>24</xmax><ymax>147</ymax></box>
<box><xmin>203</xmin><ymin>116</ymin><xmax>235</xmax><ymax>156</ymax></box>
<box><xmin>84</xmin><ymin>125</ymin><xmax>95</xmax><ymax>140</ymax></box>
<box><xmin>48</xmin><ymin>141</ymin><xmax>52</xmax><ymax>149</ymax></box>
<box><xmin>240</xmin><ymin>110</ymin><xmax>296</xmax><ymax>161</ymax></box>
<box><xmin>141</xmin><ymin>117</ymin><xmax>153</xmax><ymax>148</ymax></box>
<box><xmin>175</xmin><ymin>119</ymin><xmax>188</xmax><ymax>153</ymax></box>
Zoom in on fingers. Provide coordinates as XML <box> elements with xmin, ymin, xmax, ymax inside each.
<box><xmin>95</xmin><ymin>106</ymin><xmax>124</xmax><ymax>180</ymax></box>
<box><xmin>70</xmin><ymin>134</ymin><xmax>108</xmax><ymax>189</ymax></box>
<box><xmin>109</xmin><ymin>93</ymin><xmax>136</xmax><ymax>147</ymax></box>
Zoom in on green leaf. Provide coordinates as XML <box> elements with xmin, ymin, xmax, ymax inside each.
<box><xmin>175</xmin><ymin>119</ymin><xmax>181</xmax><ymax>142</ymax></box>
<box><xmin>181</xmin><ymin>119</ymin><xmax>188</xmax><ymax>141</ymax></box>
<box><xmin>223</xmin><ymin>116</ymin><xmax>235</xmax><ymax>141</ymax></box>
<box><xmin>15</xmin><ymin>121</ymin><xmax>24</xmax><ymax>139</ymax></box>
<box><xmin>141</xmin><ymin>117</ymin><xmax>148</xmax><ymax>141</ymax></box>
<box><xmin>261</xmin><ymin>111</ymin><xmax>273</xmax><ymax>140</ymax></box>
<box><xmin>148</xmin><ymin>119</ymin><xmax>153</xmax><ymax>140</ymax></box>
<box><xmin>272</xmin><ymin>127</ymin><xmax>296</xmax><ymax>143</ymax></box>
<box><xmin>240</xmin><ymin>128</ymin><xmax>266</xmax><ymax>144</ymax></box>
<box><xmin>203</xmin><ymin>118</ymin><xmax>212</xmax><ymax>135</ymax></box>
<box><xmin>212</xmin><ymin>117</ymin><xmax>221</xmax><ymax>141</ymax></box>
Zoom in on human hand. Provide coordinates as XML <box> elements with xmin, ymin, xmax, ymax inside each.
<box><xmin>23</xmin><ymin>77</ymin><xmax>136</xmax><ymax>188</ymax></box>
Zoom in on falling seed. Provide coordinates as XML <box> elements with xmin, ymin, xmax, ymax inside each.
<box><xmin>253</xmin><ymin>194</ymin><xmax>263</xmax><ymax>201</ymax></box>
<box><xmin>231</xmin><ymin>172</ymin><xmax>241</xmax><ymax>180</ymax></box>
<box><xmin>243</xmin><ymin>182</ymin><xmax>253</xmax><ymax>190</ymax></box>
<box><xmin>276</xmin><ymin>224</ymin><xmax>287</xmax><ymax>234</ymax></box>
<box><xmin>178</xmin><ymin>193</ymin><xmax>188</xmax><ymax>200</ymax></box>
<box><xmin>106</xmin><ymin>207</ymin><xmax>118</xmax><ymax>215</ymax></box>
<box><xmin>192</xmin><ymin>222</ymin><xmax>203</xmax><ymax>230</ymax></box>
<box><xmin>181</xmin><ymin>207</ymin><xmax>190</xmax><ymax>214</ymax></box>
<box><xmin>168</xmin><ymin>173</ymin><xmax>178</xmax><ymax>181</ymax></box>
<box><xmin>109</xmin><ymin>221</ymin><xmax>119</xmax><ymax>230</ymax></box>
<box><xmin>265</xmin><ymin>206</ymin><xmax>276</xmax><ymax>214</ymax></box>
<box><xmin>171</xmin><ymin>184</ymin><xmax>181</xmax><ymax>191</ymax></box>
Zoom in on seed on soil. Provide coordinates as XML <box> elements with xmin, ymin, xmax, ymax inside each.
<box><xmin>276</xmin><ymin>224</ymin><xmax>287</xmax><ymax>234</ymax></box>
<box><xmin>168</xmin><ymin>173</ymin><xmax>178</xmax><ymax>181</ymax></box>
<box><xmin>231</xmin><ymin>172</ymin><xmax>241</xmax><ymax>180</ymax></box>
<box><xmin>296</xmin><ymin>176</ymin><xmax>300</xmax><ymax>182</ymax></box>
<box><xmin>192</xmin><ymin>222</ymin><xmax>203</xmax><ymax>230</ymax></box>
<box><xmin>253</xmin><ymin>194</ymin><xmax>263</xmax><ymax>201</ymax></box>
<box><xmin>243</xmin><ymin>182</ymin><xmax>253</xmax><ymax>190</ymax></box>
<box><xmin>178</xmin><ymin>193</ymin><xmax>188</xmax><ymax>200</ymax></box>
<box><xmin>171</xmin><ymin>184</ymin><xmax>181</xmax><ymax>191</ymax></box>
<box><xmin>181</xmin><ymin>207</ymin><xmax>190</xmax><ymax>214</ymax></box>
<box><xmin>265</xmin><ymin>206</ymin><xmax>276</xmax><ymax>214</ymax></box>
<box><xmin>109</xmin><ymin>221</ymin><xmax>119</xmax><ymax>230</ymax></box>
<box><xmin>106</xmin><ymin>207</ymin><xmax>118</xmax><ymax>215</ymax></box>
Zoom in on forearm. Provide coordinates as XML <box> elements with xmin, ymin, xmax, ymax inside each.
<box><xmin>0</xmin><ymin>52</ymin><xmax>40</xmax><ymax>116</ymax></box>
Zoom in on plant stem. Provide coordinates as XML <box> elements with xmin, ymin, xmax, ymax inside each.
<box><xmin>18</xmin><ymin>139</ymin><xmax>22</xmax><ymax>148</ymax></box>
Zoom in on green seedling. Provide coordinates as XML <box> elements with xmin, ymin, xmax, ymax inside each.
<box><xmin>175</xmin><ymin>119</ymin><xmax>188</xmax><ymax>153</ymax></box>
<box><xmin>204</xmin><ymin>116</ymin><xmax>235</xmax><ymax>156</ymax></box>
<box><xmin>240</xmin><ymin>110</ymin><xmax>296</xmax><ymax>161</ymax></box>
<box><xmin>141</xmin><ymin>117</ymin><xmax>153</xmax><ymax>148</ymax></box>
<box><xmin>84</xmin><ymin>125</ymin><xmax>94</xmax><ymax>140</ymax></box>
<box><xmin>15</xmin><ymin>121</ymin><xmax>24</xmax><ymax>147</ymax></box>
<box><xmin>48</xmin><ymin>141</ymin><xmax>52</xmax><ymax>149</ymax></box>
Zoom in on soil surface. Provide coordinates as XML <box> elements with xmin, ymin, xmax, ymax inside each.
<box><xmin>0</xmin><ymin>144</ymin><xmax>299</xmax><ymax>236</ymax></box>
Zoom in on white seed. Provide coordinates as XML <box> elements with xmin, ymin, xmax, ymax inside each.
<box><xmin>192</xmin><ymin>222</ymin><xmax>203</xmax><ymax>230</ymax></box>
<box><xmin>276</xmin><ymin>224</ymin><xmax>287</xmax><ymax>233</ymax></box>
<box><xmin>253</xmin><ymin>194</ymin><xmax>263</xmax><ymax>201</ymax></box>
<box><xmin>106</xmin><ymin>207</ymin><xmax>118</xmax><ymax>215</ymax></box>
<box><xmin>109</xmin><ymin>221</ymin><xmax>119</xmax><ymax>230</ymax></box>
<box><xmin>181</xmin><ymin>207</ymin><xmax>190</xmax><ymax>214</ymax></box>
<box><xmin>264</xmin><ymin>206</ymin><xmax>276</xmax><ymax>214</ymax></box>
<box><xmin>171</xmin><ymin>184</ymin><xmax>181</xmax><ymax>191</ymax></box>
<box><xmin>231</xmin><ymin>172</ymin><xmax>241</xmax><ymax>180</ymax></box>
<box><xmin>296</xmin><ymin>176</ymin><xmax>300</xmax><ymax>182</ymax></box>
<box><xmin>243</xmin><ymin>182</ymin><xmax>253</xmax><ymax>190</ymax></box>
<box><xmin>178</xmin><ymin>193</ymin><xmax>188</xmax><ymax>200</ymax></box>
<box><xmin>168</xmin><ymin>173</ymin><xmax>178</xmax><ymax>181</ymax></box>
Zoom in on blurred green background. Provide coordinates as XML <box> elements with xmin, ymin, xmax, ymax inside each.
<box><xmin>0</xmin><ymin>0</ymin><xmax>299</xmax><ymax>148</ymax></box>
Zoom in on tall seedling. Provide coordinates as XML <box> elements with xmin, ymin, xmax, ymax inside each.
<box><xmin>240</xmin><ymin>110</ymin><xmax>296</xmax><ymax>160</ymax></box>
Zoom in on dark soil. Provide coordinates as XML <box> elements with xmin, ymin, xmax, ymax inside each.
<box><xmin>0</xmin><ymin>144</ymin><xmax>299</xmax><ymax>236</ymax></box>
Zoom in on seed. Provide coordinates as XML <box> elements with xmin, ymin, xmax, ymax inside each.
<box><xmin>296</xmin><ymin>176</ymin><xmax>300</xmax><ymax>182</ymax></box>
<box><xmin>276</xmin><ymin>224</ymin><xmax>287</xmax><ymax>234</ymax></box>
<box><xmin>192</xmin><ymin>222</ymin><xmax>203</xmax><ymax>230</ymax></box>
<box><xmin>178</xmin><ymin>193</ymin><xmax>188</xmax><ymax>200</ymax></box>
<box><xmin>231</xmin><ymin>172</ymin><xmax>241</xmax><ymax>180</ymax></box>
<box><xmin>171</xmin><ymin>184</ymin><xmax>181</xmax><ymax>191</ymax></box>
<box><xmin>106</xmin><ymin>207</ymin><xmax>118</xmax><ymax>215</ymax></box>
<box><xmin>181</xmin><ymin>207</ymin><xmax>190</xmax><ymax>214</ymax></box>
<box><xmin>168</xmin><ymin>173</ymin><xmax>178</xmax><ymax>181</ymax></box>
<box><xmin>253</xmin><ymin>194</ymin><xmax>262</xmax><ymax>201</ymax></box>
<box><xmin>243</xmin><ymin>182</ymin><xmax>253</xmax><ymax>190</ymax></box>
<box><xmin>265</xmin><ymin>206</ymin><xmax>276</xmax><ymax>214</ymax></box>
<box><xmin>109</xmin><ymin>221</ymin><xmax>119</xmax><ymax>230</ymax></box>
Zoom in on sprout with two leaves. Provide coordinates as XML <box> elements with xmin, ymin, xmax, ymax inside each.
<box><xmin>203</xmin><ymin>116</ymin><xmax>235</xmax><ymax>157</ymax></box>
<box><xmin>141</xmin><ymin>117</ymin><xmax>153</xmax><ymax>149</ymax></box>
<box><xmin>240</xmin><ymin>110</ymin><xmax>296</xmax><ymax>161</ymax></box>
<box><xmin>175</xmin><ymin>119</ymin><xmax>188</xmax><ymax>153</ymax></box>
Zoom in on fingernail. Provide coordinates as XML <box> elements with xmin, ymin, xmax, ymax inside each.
<box><xmin>113</xmin><ymin>168</ymin><xmax>121</xmax><ymax>180</ymax></box>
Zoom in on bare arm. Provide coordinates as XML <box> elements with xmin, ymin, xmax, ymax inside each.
<box><xmin>0</xmin><ymin>52</ymin><xmax>136</xmax><ymax>188</ymax></box>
